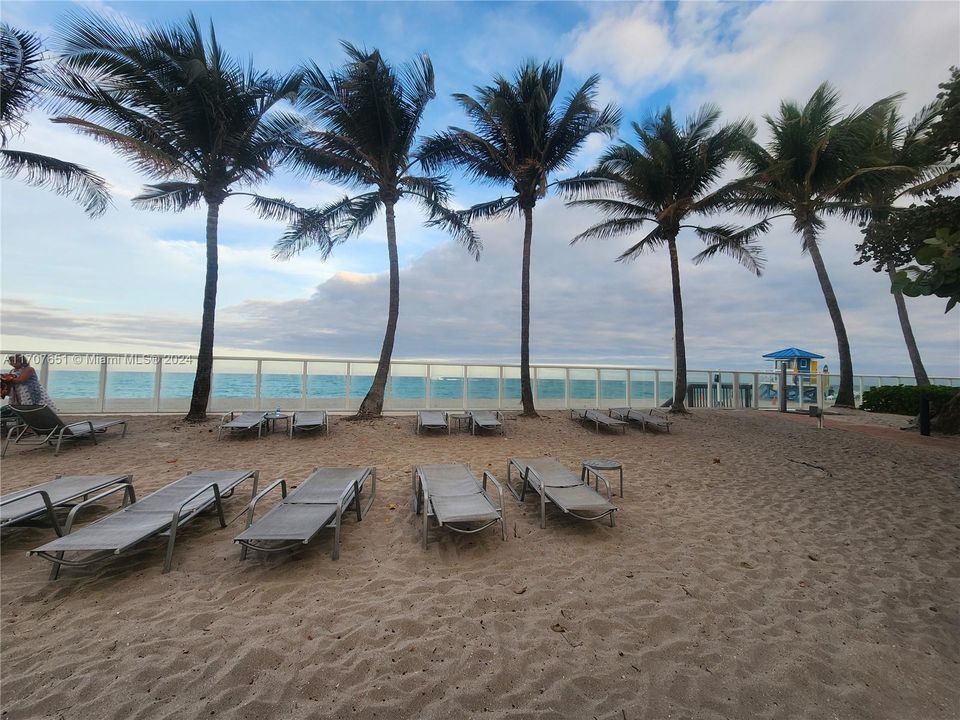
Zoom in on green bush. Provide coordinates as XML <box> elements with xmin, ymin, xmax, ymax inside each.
<box><xmin>861</xmin><ymin>384</ymin><xmax>960</xmax><ymax>416</ymax></box>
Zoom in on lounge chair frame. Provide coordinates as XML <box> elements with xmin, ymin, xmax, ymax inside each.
<box><xmin>469</xmin><ymin>410</ymin><xmax>505</xmax><ymax>436</ymax></box>
<box><xmin>217</xmin><ymin>411</ymin><xmax>268</xmax><ymax>441</ymax></box>
<box><xmin>31</xmin><ymin>470</ymin><xmax>259</xmax><ymax>578</ymax></box>
<box><xmin>1</xmin><ymin>474</ymin><xmax>136</xmax><ymax>535</ymax></box>
<box><xmin>507</xmin><ymin>457</ymin><xmax>617</xmax><ymax>529</ymax></box>
<box><xmin>571</xmin><ymin>409</ymin><xmax>627</xmax><ymax>435</ymax></box>
<box><xmin>416</xmin><ymin>410</ymin><xmax>449</xmax><ymax>435</ymax></box>
<box><xmin>608</xmin><ymin>407</ymin><xmax>673</xmax><ymax>433</ymax></box>
<box><xmin>2</xmin><ymin>405</ymin><xmax>128</xmax><ymax>457</ymax></box>
<box><xmin>289</xmin><ymin>410</ymin><xmax>330</xmax><ymax>438</ymax></box>
<box><xmin>235</xmin><ymin>467</ymin><xmax>376</xmax><ymax>561</ymax></box>
<box><xmin>413</xmin><ymin>464</ymin><xmax>506</xmax><ymax>549</ymax></box>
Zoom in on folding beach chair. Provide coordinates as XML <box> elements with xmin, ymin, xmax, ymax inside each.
<box><xmin>413</xmin><ymin>463</ymin><xmax>506</xmax><ymax>549</ymax></box>
<box><xmin>571</xmin><ymin>409</ymin><xmax>627</xmax><ymax>434</ymax></box>
<box><xmin>289</xmin><ymin>410</ymin><xmax>329</xmax><ymax>438</ymax></box>
<box><xmin>416</xmin><ymin>410</ymin><xmax>449</xmax><ymax>435</ymax></box>
<box><xmin>30</xmin><ymin>469</ymin><xmax>259</xmax><ymax>578</ymax></box>
<box><xmin>609</xmin><ymin>407</ymin><xmax>673</xmax><ymax>433</ymax></box>
<box><xmin>2</xmin><ymin>404</ymin><xmax>128</xmax><ymax>457</ymax></box>
<box><xmin>468</xmin><ymin>410</ymin><xmax>505</xmax><ymax>436</ymax></box>
<box><xmin>235</xmin><ymin>467</ymin><xmax>375</xmax><ymax>561</ymax></box>
<box><xmin>217</xmin><ymin>411</ymin><xmax>268</xmax><ymax>440</ymax></box>
<box><xmin>507</xmin><ymin>457</ymin><xmax>617</xmax><ymax>529</ymax></box>
<box><xmin>1</xmin><ymin>474</ymin><xmax>135</xmax><ymax>535</ymax></box>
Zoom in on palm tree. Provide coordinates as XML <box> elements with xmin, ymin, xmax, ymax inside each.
<box><xmin>737</xmin><ymin>84</ymin><xmax>900</xmax><ymax>407</ymax></box>
<box><xmin>420</xmin><ymin>61</ymin><xmax>620</xmax><ymax>416</ymax></box>
<box><xmin>49</xmin><ymin>12</ymin><xmax>306</xmax><ymax>422</ymax></box>
<box><xmin>558</xmin><ymin>106</ymin><xmax>766</xmax><ymax>413</ymax></box>
<box><xmin>1</xmin><ymin>23</ymin><xmax>109</xmax><ymax>216</ymax></box>
<box><xmin>272</xmin><ymin>43</ymin><xmax>478</xmax><ymax>419</ymax></box>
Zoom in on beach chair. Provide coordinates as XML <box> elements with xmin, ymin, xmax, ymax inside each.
<box><xmin>289</xmin><ymin>410</ymin><xmax>329</xmax><ymax>438</ymax></box>
<box><xmin>413</xmin><ymin>463</ymin><xmax>506</xmax><ymax>549</ymax></box>
<box><xmin>468</xmin><ymin>410</ymin><xmax>505</xmax><ymax>436</ymax></box>
<box><xmin>1</xmin><ymin>474</ymin><xmax>135</xmax><ymax>535</ymax></box>
<box><xmin>235</xmin><ymin>467</ymin><xmax>375</xmax><ymax>561</ymax></box>
<box><xmin>571</xmin><ymin>409</ymin><xmax>627</xmax><ymax>434</ymax></box>
<box><xmin>507</xmin><ymin>457</ymin><xmax>617</xmax><ymax>529</ymax></box>
<box><xmin>608</xmin><ymin>407</ymin><xmax>673</xmax><ymax>433</ymax></box>
<box><xmin>217</xmin><ymin>411</ymin><xmax>268</xmax><ymax>440</ymax></box>
<box><xmin>30</xmin><ymin>469</ymin><xmax>259</xmax><ymax>578</ymax></box>
<box><xmin>1</xmin><ymin>404</ymin><xmax>128</xmax><ymax>457</ymax></box>
<box><xmin>416</xmin><ymin>410</ymin><xmax>449</xmax><ymax>435</ymax></box>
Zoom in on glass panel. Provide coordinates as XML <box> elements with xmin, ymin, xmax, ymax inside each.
<box><xmin>104</xmin><ymin>356</ymin><xmax>157</xmax><ymax>412</ymax></box>
<box><xmin>261</xmin><ymin>360</ymin><xmax>303</xmax><ymax>411</ymax></box>
<box><xmin>600</xmin><ymin>369</ymin><xmax>627</xmax><ymax>407</ymax></box>
<box><xmin>502</xmin><ymin>366</ymin><xmax>521</xmax><ymax>410</ymax></box>
<box><xmin>306</xmin><ymin>361</ymin><xmax>347</xmax><ymax>410</ymax></box>
<box><xmin>209</xmin><ymin>358</ymin><xmax>257</xmax><ymax>412</ymax></box>
<box><xmin>466</xmin><ymin>366</ymin><xmax>500</xmax><ymax>409</ymax></box>
<box><xmin>46</xmin><ymin>354</ymin><xmax>102</xmax><ymax>414</ymax></box>
<box><xmin>686</xmin><ymin>371</ymin><xmax>710</xmax><ymax>408</ymax></box>
<box><xmin>535</xmin><ymin>367</ymin><xmax>566</xmax><ymax>410</ymax></box>
<box><xmin>569</xmin><ymin>368</ymin><xmax>596</xmax><ymax>407</ymax></box>
<box><xmin>159</xmin><ymin>356</ymin><xmax>195</xmax><ymax>412</ymax></box>
<box><xmin>657</xmin><ymin>375</ymin><xmax>674</xmax><ymax>408</ymax></box>
<box><xmin>388</xmin><ymin>363</ymin><xmax>426</xmax><ymax>410</ymax></box>
<box><xmin>428</xmin><ymin>364</ymin><xmax>464</xmax><ymax>409</ymax></box>
<box><xmin>738</xmin><ymin>373</ymin><xmax>755</xmax><ymax>409</ymax></box>
<box><xmin>347</xmin><ymin>362</ymin><xmax>377</xmax><ymax>411</ymax></box>
<box><xmin>629</xmin><ymin>370</ymin><xmax>656</xmax><ymax>408</ymax></box>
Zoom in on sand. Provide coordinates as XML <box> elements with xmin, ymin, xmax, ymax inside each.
<box><xmin>0</xmin><ymin>409</ymin><xmax>957</xmax><ymax>720</ymax></box>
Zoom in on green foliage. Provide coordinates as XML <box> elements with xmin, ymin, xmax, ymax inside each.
<box><xmin>857</xmin><ymin>195</ymin><xmax>960</xmax><ymax>270</ymax></box>
<box><xmin>928</xmin><ymin>67</ymin><xmax>960</xmax><ymax>162</ymax></box>
<box><xmin>862</xmin><ymin>384</ymin><xmax>960</xmax><ymax>415</ymax></box>
<box><xmin>891</xmin><ymin>227</ymin><xmax>960</xmax><ymax>312</ymax></box>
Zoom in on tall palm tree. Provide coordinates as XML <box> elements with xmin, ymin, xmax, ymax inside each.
<box><xmin>1</xmin><ymin>23</ymin><xmax>109</xmax><ymax>216</ymax></box>
<box><xmin>737</xmin><ymin>84</ymin><xmax>900</xmax><ymax>407</ymax></box>
<box><xmin>272</xmin><ymin>43</ymin><xmax>478</xmax><ymax>419</ymax></box>
<box><xmin>558</xmin><ymin>106</ymin><xmax>766</xmax><ymax>413</ymax></box>
<box><xmin>420</xmin><ymin>61</ymin><xmax>620</xmax><ymax>416</ymax></box>
<box><xmin>49</xmin><ymin>12</ymin><xmax>306</xmax><ymax>422</ymax></box>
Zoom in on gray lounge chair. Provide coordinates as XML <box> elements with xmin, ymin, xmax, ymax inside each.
<box><xmin>30</xmin><ymin>469</ymin><xmax>259</xmax><ymax>578</ymax></box>
<box><xmin>469</xmin><ymin>410</ymin><xmax>504</xmax><ymax>436</ymax></box>
<box><xmin>571</xmin><ymin>409</ymin><xmax>627</xmax><ymax>435</ymax></box>
<box><xmin>413</xmin><ymin>463</ymin><xmax>506</xmax><ymax>549</ymax></box>
<box><xmin>217</xmin><ymin>411</ymin><xmax>268</xmax><ymax>441</ymax></box>
<box><xmin>417</xmin><ymin>410</ymin><xmax>449</xmax><ymax>435</ymax></box>
<box><xmin>2</xmin><ymin>404</ymin><xmax>128</xmax><ymax>457</ymax></box>
<box><xmin>609</xmin><ymin>407</ymin><xmax>673</xmax><ymax>433</ymax></box>
<box><xmin>507</xmin><ymin>457</ymin><xmax>617</xmax><ymax>529</ymax></box>
<box><xmin>290</xmin><ymin>410</ymin><xmax>329</xmax><ymax>437</ymax></box>
<box><xmin>235</xmin><ymin>467</ymin><xmax>375</xmax><ymax>561</ymax></box>
<box><xmin>1</xmin><ymin>474</ymin><xmax>135</xmax><ymax>535</ymax></box>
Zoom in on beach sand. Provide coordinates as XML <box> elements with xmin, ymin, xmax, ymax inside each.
<box><xmin>0</xmin><ymin>409</ymin><xmax>957</xmax><ymax>719</ymax></box>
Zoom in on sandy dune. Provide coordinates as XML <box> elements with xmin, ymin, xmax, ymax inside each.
<box><xmin>0</xmin><ymin>410</ymin><xmax>957</xmax><ymax>719</ymax></box>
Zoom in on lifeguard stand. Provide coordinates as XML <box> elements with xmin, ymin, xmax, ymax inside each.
<box><xmin>761</xmin><ymin>348</ymin><xmax>826</xmax><ymax>410</ymax></box>
<box><xmin>762</xmin><ymin>347</ymin><xmax>824</xmax><ymax>380</ymax></box>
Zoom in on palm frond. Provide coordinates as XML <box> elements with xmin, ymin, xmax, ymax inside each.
<box><xmin>272</xmin><ymin>194</ymin><xmax>360</xmax><ymax>260</ymax></box>
<box><xmin>1</xmin><ymin>23</ymin><xmax>44</xmax><ymax>144</ymax></box>
<box><xmin>689</xmin><ymin>222</ymin><xmax>769</xmax><ymax>276</ymax></box>
<box><xmin>0</xmin><ymin>148</ymin><xmax>111</xmax><ymax>216</ymax></box>
<box><xmin>131</xmin><ymin>181</ymin><xmax>202</xmax><ymax>212</ymax></box>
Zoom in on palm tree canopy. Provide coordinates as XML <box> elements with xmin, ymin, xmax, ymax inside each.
<box><xmin>419</xmin><ymin>59</ymin><xmax>621</xmax><ymax>217</ymax></box>
<box><xmin>1</xmin><ymin>22</ymin><xmax>44</xmax><ymax>144</ymax></box>
<box><xmin>273</xmin><ymin>42</ymin><xmax>478</xmax><ymax>259</ymax></box>
<box><xmin>558</xmin><ymin>105</ymin><xmax>766</xmax><ymax>274</ymax></box>
<box><xmin>48</xmin><ymin>11</ymin><xmax>304</xmax><ymax>216</ymax></box>
<box><xmin>736</xmin><ymin>82</ymin><xmax>903</xmax><ymax>236</ymax></box>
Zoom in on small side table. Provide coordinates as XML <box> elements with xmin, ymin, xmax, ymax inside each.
<box><xmin>264</xmin><ymin>412</ymin><xmax>290</xmax><ymax>435</ymax></box>
<box><xmin>448</xmin><ymin>413</ymin><xmax>471</xmax><ymax>433</ymax></box>
<box><xmin>581</xmin><ymin>458</ymin><xmax>623</xmax><ymax>498</ymax></box>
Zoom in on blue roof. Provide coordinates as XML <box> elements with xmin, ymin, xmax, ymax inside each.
<box><xmin>762</xmin><ymin>347</ymin><xmax>825</xmax><ymax>360</ymax></box>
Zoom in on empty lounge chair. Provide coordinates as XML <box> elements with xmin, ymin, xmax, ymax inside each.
<box><xmin>507</xmin><ymin>457</ymin><xmax>617</xmax><ymax>529</ymax></box>
<box><xmin>608</xmin><ymin>407</ymin><xmax>673</xmax><ymax>433</ymax></box>
<box><xmin>469</xmin><ymin>410</ymin><xmax>505</xmax><ymax>436</ymax></box>
<box><xmin>571</xmin><ymin>409</ymin><xmax>627</xmax><ymax>434</ymax></box>
<box><xmin>217</xmin><ymin>411</ymin><xmax>268</xmax><ymax>440</ymax></box>
<box><xmin>30</xmin><ymin>469</ymin><xmax>259</xmax><ymax>578</ymax></box>
<box><xmin>2</xmin><ymin>404</ymin><xmax>128</xmax><ymax>457</ymax></box>
<box><xmin>1</xmin><ymin>474</ymin><xmax>135</xmax><ymax>535</ymax></box>
<box><xmin>413</xmin><ymin>463</ymin><xmax>506</xmax><ymax>549</ymax></box>
<box><xmin>289</xmin><ymin>410</ymin><xmax>329</xmax><ymax>438</ymax></box>
<box><xmin>416</xmin><ymin>410</ymin><xmax>449</xmax><ymax>435</ymax></box>
<box><xmin>235</xmin><ymin>467</ymin><xmax>375</xmax><ymax>561</ymax></box>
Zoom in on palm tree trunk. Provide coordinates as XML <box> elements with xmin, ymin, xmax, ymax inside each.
<box><xmin>803</xmin><ymin>224</ymin><xmax>855</xmax><ymax>407</ymax></box>
<box><xmin>357</xmin><ymin>199</ymin><xmax>400</xmax><ymax>418</ymax></box>
<box><xmin>667</xmin><ymin>234</ymin><xmax>688</xmax><ymax>413</ymax></box>
<box><xmin>519</xmin><ymin>206</ymin><xmax>537</xmax><ymax>417</ymax></box>
<box><xmin>185</xmin><ymin>200</ymin><xmax>221</xmax><ymax>422</ymax></box>
<box><xmin>887</xmin><ymin>262</ymin><xmax>930</xmax><ymax>386</ymax></box>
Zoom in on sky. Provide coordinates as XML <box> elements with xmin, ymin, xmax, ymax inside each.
<box><xmin>1</xmin><ymin>0</ymin><xmax>959</xmax><ymax>377</ymax></box>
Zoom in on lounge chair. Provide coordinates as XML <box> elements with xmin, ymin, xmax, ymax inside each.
<box><xmin>1</xmin><ymin>474</ymin><xmax>135</xmax><ymax>535</ymax></box>
<box><xmin>1</xmin><ymin>404</ymin><xmax>128</xmax><ymax>457</ymax></box>
<box><xmin>235</xmin><ymin>467</ymin><xmax>375</xmax><ymax>561</ymax></box>
<box><xmin>217</xmin><ymin>411</ymin><xmax>268</xmax><ymax>441</ymax></box>
<box><xmin>469</xmin><ymin>410</ymin><xmax>505</xmax><ymax>436</ymax></box>
<box><xmin>416</xmin><ymin>410</ymin><xmax>449</xmax><ymax>435</ymax></box>
<box><xmin>413</xmin><ymin>463</ymin><xmax>506</xmax><ymax>549</ymax></box>
<box><xmin>30</xmin><ymin>469</ymin><xmax>259</xmax><ymax>578</ymax></box>
<box><xmin>289</xmin><ymin>410</ymin><xmax>329</xmax><ymax>438</ymax></box>
<box><xmin>507</xmin><ymin>457</ymin><xmax>617</xmax><ymax>529</ymax></box>
<box><xmin>571</xmin><ymin>409</ymin><xmax>627</xmax><ymax>434</ymax></box>
<box><xmin>608</xmin><ymin>407</ymin><xmax>673</xmax><ymax>433</ymax></box>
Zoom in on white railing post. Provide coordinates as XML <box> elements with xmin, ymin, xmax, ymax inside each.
<box><xmin>153</xmin><ymin>358</ymin><xmax>163</xmax><ymax>412</ymax></box>
<box><xmin>425</xmin><ymin>364</ymin><xmax>432</xmax><ymax>410</ymax></box>
<box><xmin>301</xmin><ymin>361</ymin><xmax>308</xmax><ymax>409</ymax></box>
<box><xmin>564</xmin><ymin>368</ymin><xmax>570</xmax><ymax>409</ymax></box>
<box><xmin>653</xmin><ymin>370</ymin><xmax>659</xmax><ymax>408</ymax></box>
<box><xmin>733</xmin><ymin>372</ymin><xmax>741</xmax><ymax>409</ymax></box>
<box><xmin>461</xmin><ymin>365</ymin><xmax>467</xmax><ymax>411</ymax></box>
<box><xmin>707</xmin><ymin>372</ymin><xmax>714</xmax><ymax>409</ymax></box>
<box><xmin>345</xmin><ymin>362</ymin><xmax>352</xmax><ymax>411</ymax></box>
<box><xmin>498</xmin><ymin>365</ymin><xmax>503</xmax><ymax>410</ymax></box>
<box><xmin>626</xmin><ymin>370</ymin><xmax>632</xmax><ymax>408</ymax></box>
<box><xmin>97</xmin><ymin>355</ymin><xmax>107</xmax><ymax>413</ymax></box>
<box><xmin>752</xmin><ymin>373</ymin><xmax>759</xmax><ymax>409</ymax></box>
<box><xmin>595</xmin><ymin>368</ymin><xmax>601</xmax><ymax>409</ymax></box>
